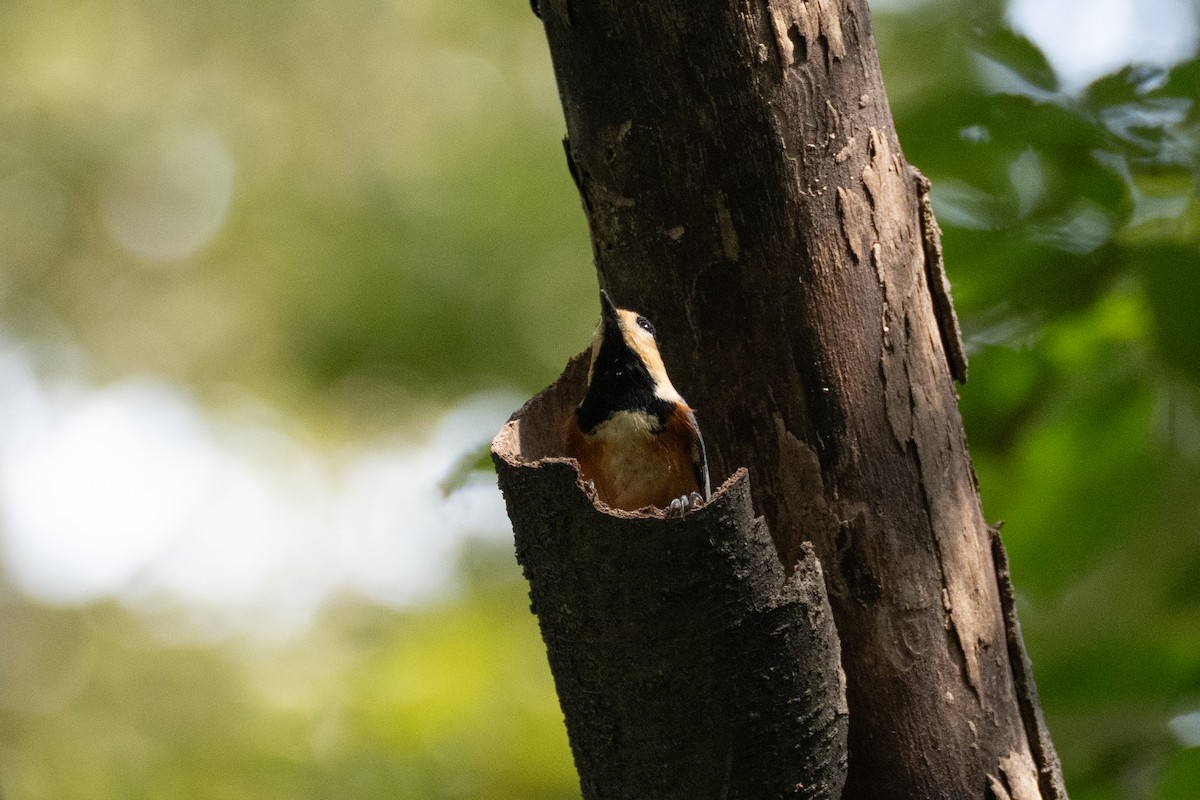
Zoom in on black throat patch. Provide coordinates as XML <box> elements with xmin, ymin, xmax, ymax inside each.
<box><xmin>576</xmin><ymin>337</ymin><xmax>672</xmax><ymax>434</ymax></box>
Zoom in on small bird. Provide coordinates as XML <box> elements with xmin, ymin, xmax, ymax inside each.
<box><xmin>564</xmin><ymin>290</ymin><xmax>710</xmax><ymax>514</ymax></box>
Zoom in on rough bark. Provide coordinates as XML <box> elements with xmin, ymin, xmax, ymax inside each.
<box><xmin>493</xmin><ymin>352</ymin><xmax>849</xmax><ymax>799</ymax></box>
<box><xmin>507</xmin><ymin>0</ymin><xmax>1068</xmax><ymax>798</ymax></box>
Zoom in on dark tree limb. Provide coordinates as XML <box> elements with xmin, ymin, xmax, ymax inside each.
<box><xmin>990</xmin><ymin>527</ymin><xmax>1069</xmax><ymax>800</ymax></box>
<box><xmin>497</xmin><ymin>0</ymin><xmax>1069</xmax><ymax>797</ymax></box>
<box><xmin>493</xmin><ymin>353</ymin><xmax>848</xmax><ymax>799</ymax></box>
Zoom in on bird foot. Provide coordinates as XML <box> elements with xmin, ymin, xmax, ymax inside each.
<box><xmin>667</xmin><ymin>492</ymin><xmax>704</xmax><ymax>518</ymax></box>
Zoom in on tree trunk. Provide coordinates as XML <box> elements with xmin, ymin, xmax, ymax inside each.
<box><xmin>505</xmin><ymin>0</ymin><xmax>1069</xmax><ymax>797</ymax></box>
<box><xmin>494</xmin><ymin>354</ymin><xmax>849</xmax><ymax>798</ymax></box>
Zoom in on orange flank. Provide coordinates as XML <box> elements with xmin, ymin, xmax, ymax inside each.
<box><xmin>564</xmin><ymin>403</ymin><xmax>703</xmax><ymax>512</ymax></box>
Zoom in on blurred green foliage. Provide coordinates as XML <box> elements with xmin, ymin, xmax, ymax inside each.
<box><xmin>0</xmin><ymin>547</ymin><xmax>577</xmax><ymax>800</ymax></box>
<box><xmin>0</xmin><ymin>0</ymin><xmax>594</xmax><ymax>433</ymax></box>
<box><xmin>881</xmin><ymin>4</ymin><xmax>1200</xmax><ymax>797</ymax></box>
<box><xmin>0</xmin><ymin>0</ymin><xmax>1198</xmax><ymax>798</ymax></box>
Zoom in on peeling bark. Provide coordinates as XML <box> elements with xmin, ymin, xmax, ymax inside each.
<box><xmin>911</xmin><ymin>165</ymin><xmax>968</xmax><ymax>384</ymax></box>
<box><xmin>992</xmin><ymin>527</ymin><xmax>1070</xmax><ymax>800</ymax></box>
<box><xmin>508</xmin><ymin>1</ymin><xmax>1069</xmax><ymax>797</ymax></box>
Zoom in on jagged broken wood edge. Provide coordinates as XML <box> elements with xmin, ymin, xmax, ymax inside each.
<box><xmin>491</xmin><ymin>351</ymin><xmax>849</xmax><ymax>799</ymax></box>
<box><xmin>990</xmin><ymin>527</ymin><xmax>1070</xmax><ymax>800</ymax></box>
<box><xmin>909</xmin><ymin>165</ymin><xmax>968</xmax><ymax>385</ymax></box>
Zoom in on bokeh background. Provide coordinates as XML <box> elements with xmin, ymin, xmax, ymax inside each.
<box><xmin>0</xmin><ymin>0</ymin><xmax>1197</xmax><ymax>797</ymax></box>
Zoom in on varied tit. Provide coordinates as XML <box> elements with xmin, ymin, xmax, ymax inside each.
<box><xmin>564</xmin><ymin>290</ymin><xmax>711</xmax><ymax>515</ymax></box>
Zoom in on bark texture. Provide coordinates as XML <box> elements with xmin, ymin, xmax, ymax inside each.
<box><xmin>518</xmin><ymin>1</ymin><xmax>1067</xmax><ymax>798</ymax></box>
<box><xmin>493</xmin><ymin>353</ymin><xmax>849</xmax><ymax>799</ymax></box>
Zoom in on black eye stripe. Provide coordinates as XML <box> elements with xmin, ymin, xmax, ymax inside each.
<box><xmin>635</xmin><ymin>315</ymin><xmax>656</xmax><ymax>337</ymax></box>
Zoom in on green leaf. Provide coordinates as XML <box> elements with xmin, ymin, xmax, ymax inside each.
<box><xmin>1136</xmin><ymin>243</ymin><xmax>1200</xmax><ymax>384</ymax></box>
<box><xmin>1159</xmin><ymin>746</ymin><xmax>1200</xmax><ymax>800</ymax></box>
<box><xmin>972</xmin><ymin>24</ymin><xmax>1060</xmax><ymax>93</ymax></box>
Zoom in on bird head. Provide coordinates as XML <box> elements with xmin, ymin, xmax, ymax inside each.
<box><xmin>577</xmin><ymin>290</ymin><xmax>683</xmax><ymax>433</ymax></box>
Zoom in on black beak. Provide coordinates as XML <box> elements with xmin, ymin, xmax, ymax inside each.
<box><xmin>599</xmin><ymin>289</ymin><xmax>621</xmax><ymax>334</ymax></box>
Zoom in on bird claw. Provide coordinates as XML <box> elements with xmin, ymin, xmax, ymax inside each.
<box><xmin>666</xmin><ymin>491</ymin><xmax>704</xmax><ymax>518</ymax></box>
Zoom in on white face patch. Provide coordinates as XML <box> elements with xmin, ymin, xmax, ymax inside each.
<box><xmin>616</xmin><ymin>309</ymin><xmax>684</xmax><ymax>404</ymax></box>
<box><xmin>587</xmin><ymin>319</ymin><xmax>604</xmax><ymax>386</ymax></box>
<box><xmin>585</xmin><ymin>301</ymin><xmax>685</xmax><ymax>406</ymax></box>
